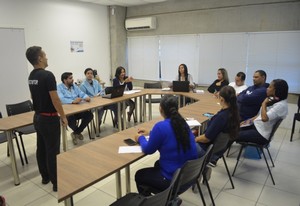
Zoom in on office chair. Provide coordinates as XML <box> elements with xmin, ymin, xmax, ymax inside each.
<box><xmin>110</xmin><ymin>169</ymin><xmax>180</xmax><ymax>206</ymax></box>
<box><xmin>232</xmin><ymin>119</ymin><xmax>283</xmax><ymax>185</ymax></box>
<box><xmin>0</xmin><ymin>112</ymin><xmax>25</xmax><ymax>166</ymax></box>
<box><xmin>6</xmin><ymin>100</ymin><xmax>36</xmax><ymax>165</ymax></box>
<box><xmin>210</xmin><ymin>132</ymin><xmax>235</xmax><ymax>189</ymax></box>
<box><xmin>144</xmin><ymin>82</ymin><xmax>162</xmax><ymax>104</ymax></box>
<box><xmin>290</xmin><ymin>95</ymin><xmax>300</xmax><ymax>142</ymax></box>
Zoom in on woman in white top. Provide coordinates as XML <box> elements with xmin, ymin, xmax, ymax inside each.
<box><xmin>238</xmin><ymin>79</ymin><xmax>288</xmax><ymax>144</ymax></box>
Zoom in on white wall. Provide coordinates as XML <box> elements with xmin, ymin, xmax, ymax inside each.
<box><xmin>0</xmin><ymin>0</ymin><xmax>110</xmax><ymax>116</ymax></box>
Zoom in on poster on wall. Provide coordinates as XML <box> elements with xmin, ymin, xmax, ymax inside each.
<box><xmin>70</xmin><ymin>41</ymin><xmax>84</xmax><ymax>52</ymax></box>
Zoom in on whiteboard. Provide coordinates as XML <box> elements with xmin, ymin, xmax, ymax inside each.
<box><xmin>0</xmin><ymin>28</ymin><xmax>30</xmax><ymax>117</ymax></box>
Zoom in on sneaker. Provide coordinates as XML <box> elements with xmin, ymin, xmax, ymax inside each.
<box><xmin>76</xmin><ymin>133</ymin><xmax>84</xmax><ymax>140</ymax></box>
<box><xmin>71</xmin><ymin>132</ymin><xmax>78</xmax><ymax>145</ymax></box>
<box><xmin>208</xmin><ymin>161</ymin><xmax>217</xmax><ymax>167</ymax></box>
<box><xmin>42</xmin><ymin>178</ymin><xmax>50</xmax><ymax>185</ymax></box>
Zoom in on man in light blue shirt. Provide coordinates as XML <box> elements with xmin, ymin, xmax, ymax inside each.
<box><xmin>80</xmin><ymin>68</ymin><xmax>118</xmax><ymax>127</ymax></box>
<box><xmin>57</xmin><ymin>72</ymin><xmax>93</xmax><ymax>145</ymax></box>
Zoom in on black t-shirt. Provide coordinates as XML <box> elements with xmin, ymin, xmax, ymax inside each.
<box><xmin>28</xmin><ymin>68</ymin><xmax>57</xmax><ymax>113</ymax></box>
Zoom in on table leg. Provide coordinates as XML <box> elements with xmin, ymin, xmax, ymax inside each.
<box><xmin>143</xmin><ymin>95</ymin><xmax>146</xmax><ymax>122</ymax></box>
<box><xmin>64</xmin><ymin>197</ymin><xmax>74</xmax><ymax>206</ymax></box>
<box><xmin>6</xmin><ymin>131</ymin><xmax>20</xmax><ymax>185</ymax></box>
<box><xmin>148</xmin><ymin>94</ymin><xmax>152</xmax><ymax>121</ymax></box>
<box><xmin>62</xmin><ymin>125</ymin><xmax>67</xmax><ymax>152</ymax></box>
<box><xmin>116</xmin><ymin>171</ymin><xmax>122</xmax><ymax>198</ymax></box>
<box><xmin>139</xmin><ymin>96</ymin><xmax>143</xmax><ymax>122</ymax></box>
<box><xmin>125</xmin><ymin>166</ymin><xmax>131</xmax><ymax>194</ymax></box>
<box><xmin>94</xmin><ymin>108</ymin><xmax>100</xmax><ymax>137</ymax></box>
<box><xmin>122</xmin><ymin>101</ymin><xmax>126</xmax><ymax>130</ymax></box>
<box><xmin>117</xmin><ymin>102</ymin><xmax>122</xmax><ymax>132</ymax></box>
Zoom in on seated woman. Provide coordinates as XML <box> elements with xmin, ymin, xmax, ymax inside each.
<box><xmin>113</xmin><ymin>66</ymin><xmax>135</xmax><ymax>122</ymax></box>
<box><xmin>173</xmin><ymin>63</ymin><xmax>195</xmax><ymax>106</ymax></box>
<box><xmin>237</xmin><ymin>79</ymin><xmax>288</xmax><ymax>145</ymax></box>
<box><xmin>134</xmin><ymin>95</ymin><xmax>198</xmax><ymax>196</ymax></box>
<box><xmin>80</xmin><ymin>68</ymin><xmax>118</xmax><ymax>126</ymax></box>
<box><xmin>196</xmin><ymin>86</ymin><xmax>239</xmax><ymax>166</ymax></box>
<box><xmin>207</xmin><ymin>68</ymin><xmax>229</xmax><ymax>96</ymax></box>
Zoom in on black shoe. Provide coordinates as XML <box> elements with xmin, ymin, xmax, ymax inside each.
<box><xmin>42</xmin><ymin>179</ymin><xmax>50</xmax><ymax>185</ymax></box>
<box><xmin>53</xmin><ymin>185</ymin><xmax>57</xmax><ymax>192</ymax></box>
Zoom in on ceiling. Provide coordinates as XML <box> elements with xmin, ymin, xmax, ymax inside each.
<box><xmin>78</xmin><ymin>0</ymin><xmax>169</xmax><ymax>7</ymax></box>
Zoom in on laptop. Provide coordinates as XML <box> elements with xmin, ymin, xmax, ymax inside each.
<box><xmin>102</xmin><ymin>85</ymin><xmax>125</xmax><ymax>99</ymax></box>
<box><xmin>172</xmin><ymin>81</ymin><xmax>190</xmax><ymax>92</ymax></box>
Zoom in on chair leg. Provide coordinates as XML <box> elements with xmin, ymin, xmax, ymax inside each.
<box><xmin>103</xmin><ymin>109</ymin><xmax>108</xmax><ymax>124</ymax></box>
<box><xmin>196</xmin><ymin>182</ymin><xmax>206</xmax><ymax>206</ymax></box>
<box><xmin>290</xmin><ymin>118</ymin><xmax>296</xmax><ymax>142</ymax></box>
<box><xmin>19</xmin><ymin>134</ymin><xmax>28</xmax><ymax>164</ymax></box>
<box><xmin>232</xmin><ymin>144</ymin><xmax>244</xmax><ymax>176</ymax></box>
<box><xmin>203</xmin><ymin>176</ymin><xmax>215</xmax><ymax>206</ymax></box>
<box><xmin>226</xmin><ymin>144</ymin><xmax>231</xmax><ymax>157</ymax></box>
<box><xmin>261</xmin><ymin>148</ymin><xmax>275</xmax><ymax>185</ymax></box>
<box><xmin>8</xmin><ymin>136</ymin><xmax>25</xmax><ymax>166</ymax></box>
<box><xmin>222</xmin><ymin>156</ymin><xmax>234</xmax><ymax>189</ymax></box>
<box><xmin>266</xmin><ymin>147</ymin><xmax>275</xmax><ymax>167</ymax></box>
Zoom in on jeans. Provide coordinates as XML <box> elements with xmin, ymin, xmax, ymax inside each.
<box><xmin>34</xmin><ymin>113</ymin><xmax>60</xmax><ymax>186</ymax></box>
<box><xmin>67</xmin><ymin>111</ymin><xmax>93</xmax><ymax>134</ymax></box>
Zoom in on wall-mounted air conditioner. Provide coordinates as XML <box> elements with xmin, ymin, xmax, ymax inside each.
<box><xmin>125</xmin><ymin>17</ymin><xmax>157</xmax><ymax>31</ymax></box>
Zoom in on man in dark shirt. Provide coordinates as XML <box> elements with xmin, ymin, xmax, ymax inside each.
<box><xmin>27</xmin><ymin>46</ymin><xmax>67</xmax><ymax>192</ymax></box>
<box><xmin>237</xmin><ymin>70</ymin><xmax>268</xmax><ymax>121</ymax></box>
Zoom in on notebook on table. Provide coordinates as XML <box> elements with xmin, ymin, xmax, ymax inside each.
<box><xmin>102</xmin><ymin>85</ymin><xmax>125</xmax><ymax>99</ymax></box>
<box><xmin>172</xmin><ymin>81</ymin><xmax>190</xmax><ymax>92</ymax></box>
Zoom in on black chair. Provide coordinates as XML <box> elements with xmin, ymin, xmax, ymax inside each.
<box><xmin>0</xmin><ymin>112</ymin><xmax>25</xmax><ymax>166</ymax></box>
<box><xmin>211</xmin><ymin>132</ymin><xmax>235</xmax><ymax>189</ymax></box>
<box><xmin>290</xmin><ymin>95</ymin><xmax>300</xmax><ymax>142</ymax></box>
<box><xmin>6</xmin><ymin>100</ymin><xmax>36</xmax><ymax>165</ymax></box>
<box><xmin>110</xmin><ymin>168</ymin><xmax>181</xmax><ymax>206</ymax></box>
<box><xmin>144</xmin><ymin>82</ymin><xmax>162</xmax><ymax>104</ymax></box>
<box><xmin>232</xmin><ymin>119</ymin><xmax>283</xmax><ymax>185</ymax></box>
<box><xmin>170</xmin><ymin>144</ymin><xmax>214</xmax><ymax>206</ymax></box>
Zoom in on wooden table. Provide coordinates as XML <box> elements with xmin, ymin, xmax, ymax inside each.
<box><xmin>57</xmin><ymin>91</ymin><xmax>221</xmax><ymax>206</ymax></box>
<box><xmin>0</xmin><ymin>111</ymin><xmax>35</xmax><ymax>185</ymax></box>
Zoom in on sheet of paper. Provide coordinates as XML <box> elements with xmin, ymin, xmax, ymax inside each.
<box><xmin>195</xmin><ymin>90</ymin><xmax>204</xmax><ymax>94</ymax></box>
<box><xmin>124</xmin><ymin>90</ymin><xmax>141</xmax><ymax>94</ymax></box>
<box><xmin>186</xmin><ymin>120</ymin><xmax>201</xmax><ymax>127</ymax></box>
<box><xmin>118</xmin><ymin>146</ymin><xmax>142</xmax><ymax>153</ymax></box>
<box><xmin>162</xmin><ymin>88</ymin><xmax>171</xmax><ymax>91</ymax></box>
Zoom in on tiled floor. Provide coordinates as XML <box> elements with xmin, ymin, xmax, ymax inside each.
<box><xmin>0</xmin><ymin>102</ymin><xmax>300</xmax><ymax>206</ymax></box>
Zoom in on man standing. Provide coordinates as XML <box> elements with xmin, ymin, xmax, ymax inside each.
<box><xmin>57</xmin><ymin>72</ymin><xmax>93</xmax><ymax>145</ymax></box>
<box><xmin>27</xmin><ymin>46</ymin><xmax>68</xmax><ymax>192</ymax></box>
<box><xmin>237</xmin><ymin>70</ymin><xmax>268</xmax><ymax>121</ymax></box>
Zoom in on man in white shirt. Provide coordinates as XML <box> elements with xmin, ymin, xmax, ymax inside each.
<box><xmin>229</xmin><ymin>72</ymin><xmax>248</xmax><ymax>95</ymax></box>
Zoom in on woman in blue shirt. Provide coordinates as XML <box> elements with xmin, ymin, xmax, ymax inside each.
<box><xmin>196</xmin><ymin>86</ymin><xmax>240</xmax><ymax>163</ymax></box>
<box><xmin>134</xmin><ymin>95</ymin><xmax>198</xmax><ymax>196</ymax></box>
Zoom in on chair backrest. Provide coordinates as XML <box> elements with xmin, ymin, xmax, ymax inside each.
<box><xmin>6</xmin><ymin>100</ymin><xmax>33</xmax><ymax>116</ymax></box>
<box><xmin>212</xmin><ymin>132</ymin><xmax>230</xmax><ymax>155</ymax></box>
<box><xmin>171</xmin><ymin>145</ymin><xmax>213</xmax><ymax>198</ymax></box>
<box><xmin>0</xmin><ymin>112</ymin><xmax>7</xmax><ymax>143</ymax></box>
<box><xmin>141</xmin><ymin>169</ymin><xmax>181</xmax><ymax>206</ymax></box>
<box><xmin>144</xmin><ymin>82</ymin><xmax>162</xmax><ymax>89</ymax></box>
<box><xmin>268</xmin><ymin>118</ymin><xmax>283</xmax><ymax>142</ymax></box>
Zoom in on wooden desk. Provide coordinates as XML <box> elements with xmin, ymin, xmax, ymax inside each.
<box><xmin>0</xmin><ymin>111</ymin><xmax>35</xmax><ymax>185</ymax></box>
<box><xmin>57</xmin><ymin>91</ymin><xmax>221</xmax><ymax>205</ymax></box>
